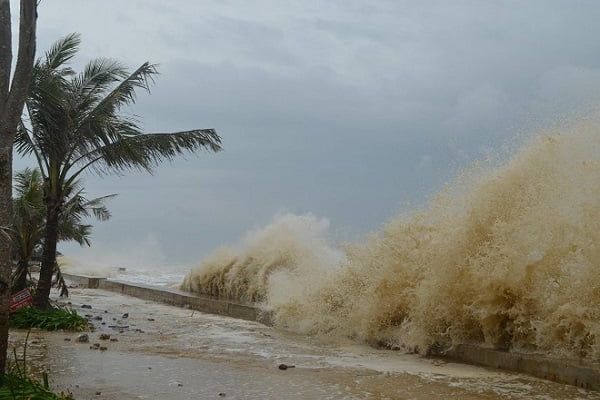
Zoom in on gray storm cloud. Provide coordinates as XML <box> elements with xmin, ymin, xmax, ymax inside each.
<box><xmin>12</xmin><ymin>0</ymin><xmax>600</xmax><ymax>264</ymax></box>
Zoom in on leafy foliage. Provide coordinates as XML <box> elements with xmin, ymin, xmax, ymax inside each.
<box><xmin>16</xmin><ymin>33</ymin><xmax>221</xmax><ymax>306</ymax></box>
<box><xmin>15</xmin><ymin>33</ymin><xmax>222</xmax><ymax>188</ymax></box>
<box><xmin>0</xmin><ymin>371</ymin><xmax>72</xmax><ymax>400</ymax></box>
<box><xmin>11</xmin><ymin>168</ymin><xmax>115</xmax><ymax>292</ymax></box>
<box><xmin>12</xmin><ymin>168</ymin><xmax>45</xmax><ymax>261</ymax></box>
<box><xmin>9</xmin><ymin>307</ymin><xmax>87</xmax><ymax>332</ymax></box>
<box><xmin>1</xmin><ymin>333</ymin><xmax>74</xmax><ymax>399</ymax></box>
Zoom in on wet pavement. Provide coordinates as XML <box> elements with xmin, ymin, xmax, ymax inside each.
<box><xmin>9</xmin><ymin>289</ymin><xmax>600</xmax><ymax>399</ymax></box>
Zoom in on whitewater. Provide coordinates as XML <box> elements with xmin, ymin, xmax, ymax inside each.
<box><xmin>183</xmin><ymin>125</ymin><xmax>599</xmax><ymax>361</ymax></box>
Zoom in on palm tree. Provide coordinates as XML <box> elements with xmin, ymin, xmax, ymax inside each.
<box><xmin>11</xmin><ymin>167</ymin><xmax>115</xmax><ymax>293</ymax></box>
<box><xmin>15</xmin><ymin>34</ymin><xmax>223</xmax><ymax>308</ymax></box>
<box><xmin>11</xmin><ymin>168</ymin><xmax>44</xmax><ymax>292</ymax></box>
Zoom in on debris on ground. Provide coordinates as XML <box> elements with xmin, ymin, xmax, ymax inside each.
<box><xmin>76</xmin><ymin>334</ymin><xmax>89</xmax><ymax>343</ymax></box>
<box><xmin>278</xmin><ymin>364</ymin><xmax>295</xmax><ymax>370</ymax></box>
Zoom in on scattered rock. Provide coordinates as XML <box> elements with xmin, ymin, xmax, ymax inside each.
<box><xmin>95</xmin><ymin>391</ymin><xmax>101</xmax><ymax>396</ymax></box>
<box><xmin>81</xmin><ymin>304</ymin><xmax>92</xmax><ymax>309</ymax></box>
<box><xmin>278</xmin><ymin>364</ymin><xmax>295</xmax><ymax>370</ymax></box>
<box><xmin>99</xmin><ymin>334</ymin><xmax>111</xmax><ymax>340</ymax></box>
<box><xmin>104</xmin><ymin>310</ymin><xmax>108</xmax><ymax>313</ymax></box>
<box><xmin>64</xmin><ymin>338</ymin><xmax>71</xmax><ymax>342</ymax></box>
<box><xmin>85</xmin><ymin>314</ymin><xmax>93</xmax><ymax>318</ymax></box>
<box><xmin>76</xmin><ymin>334</ymin><xmax>89</xmax><ymax>343</ymax></box>
<box><xmin>134</xmin><ymin>328</ymin><xmax>145</xmax><ymax>333</ymax></box>
<box><xmin>147</xmin><ymin>318</ymin><xmax>155</xmax><ymax>322</ymax></box>
<box><xmin>99</xmin><ymin>346</ymin><xmax>107</xmax><ymax>351</ymax></box>
<box><xmin>110</xmin><ymin>338</ymin><xmax>118</xmax><ymax>342</ymax></box>
<box><xmin>94</xmin><ymin>316</ymin><xmax>103</xmax><ymax>321</ymax></box>
<box><xmin>93</xmin><ymin>343</ymin><xmax>100</xmax><ymax>348</ymax></box>
<box><xmin>121</xmin><ymin>313</ymin><xmax>129</xmax><ymax>319</ymax></box>
<box><xmin>119</xmin><ymin>330</ymin><xmax>124</xmax><ymax>334</ymax></box>
<box><xmin>218</xmin><ymin>393</ymin><xmax>226</xmax><ymax>397</ymax></box>
<box><xmin>101</xmin><ymin>322</ymin><xmax>106</xmax><ymax>325</ymax></box>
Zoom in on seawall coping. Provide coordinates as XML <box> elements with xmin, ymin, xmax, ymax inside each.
<box><xmin>441</xmin><ymin>344</ymin><xmax>600</xmax><ymax>391</ymax></box>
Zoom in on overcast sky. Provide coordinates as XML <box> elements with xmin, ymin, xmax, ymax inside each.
<box><xmin>12</xmin><ymin>0</ymin><xmax>600</xmax><ymax>267</ymax></box>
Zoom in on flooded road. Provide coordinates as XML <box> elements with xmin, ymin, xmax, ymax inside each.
<box><xmin>10</xmin><ymin>289</ymin><xmax>599</xmax><ymax>399</ymax></box>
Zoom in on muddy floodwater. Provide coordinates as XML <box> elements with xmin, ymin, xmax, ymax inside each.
<box><xmin>9</xmin><ymin>289</ymin><xmax>599</xmax><ymax>400</ymax></box>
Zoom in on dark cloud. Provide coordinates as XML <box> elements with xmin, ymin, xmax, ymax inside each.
<box><xmin>11</xmin><ymin>0</ymin><xmax>600</xmax><ymax>264</ymax></box>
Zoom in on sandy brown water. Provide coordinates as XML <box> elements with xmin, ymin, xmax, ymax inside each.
<box><xmin>9</xmin><ymin>288</ymin><xmax>600</xmax><ymax>399</ymax></box>
<box><xmin>182</xmin><ymin>128</ymin><xmax>600</xmax><ymax>361</ymax></box>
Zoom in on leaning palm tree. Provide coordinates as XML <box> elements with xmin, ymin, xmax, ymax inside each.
<box><xmin>15</xmin><ymin>34</ymin><xmax>222</xmax><ymax>307</ymax></box>
<box><xmin>11</xmin><ymin>167</ymin><xmax>115</xmax><ymax>293</ymax></box>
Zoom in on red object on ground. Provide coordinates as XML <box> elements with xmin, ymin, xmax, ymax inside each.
<box><xmin>10</xmin><ymin>289</ymin><xmax>33</xmax><ymax>312</ymax></box>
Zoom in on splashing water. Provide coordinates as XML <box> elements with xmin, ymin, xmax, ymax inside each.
<box><xmin>181</xmin><ymin>125</ymin><xmax>600</xmax><ymax>361</ymax></box>
<box><xmin>181</xmin><ymin>214</ymin><xmax>345</xmax><ymax>303</ymax></box>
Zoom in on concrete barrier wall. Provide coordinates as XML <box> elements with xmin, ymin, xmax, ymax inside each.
<box><xmin>63</xmin><ymin>274</ymin><xmax>599</xmax><ymax>390</ymax></box>
<box><xmin>62</xmin><ymin>273</ymin><xmax>105</xmax><ymax>289</ymax></box>
<box><xmin>441</xmin><ymin>344</ymin><xmax>600</xmax><ymax>391</ymax></box>
<box><xmin>98</xmin><ymin>279</ymin><xmax>273</xmax><ymax>325</ymax></box>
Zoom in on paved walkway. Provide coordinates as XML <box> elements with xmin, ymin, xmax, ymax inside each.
<box><xmin>9</xmin><ymin>289</ymin><xmax>599</xmax><ymax>399</ymax></box>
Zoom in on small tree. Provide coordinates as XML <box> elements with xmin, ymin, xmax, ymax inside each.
<box><xmin>12</xmin><ymin>167</ymin><xmax>114</xmax><ymax>293</ymax></box>
<box><xmin>11</xmin><ymin>168</ymin><xmax>44</xmax><ymax>292</ymax></box>
<box><xmin>17</xmin><ymin>34</ymin><xmax>222</xmax><ymax>308</ymax></box>
<box><xmin>0</xmin><ymin>0</ymin><xmax>37</xmax><ymax>373</ymax></box>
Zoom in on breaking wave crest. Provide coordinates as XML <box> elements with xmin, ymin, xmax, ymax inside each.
<box><xmin>182</xmin><ymin>125</ymin><xmax>600</xmax><ymax>360</ymax></box>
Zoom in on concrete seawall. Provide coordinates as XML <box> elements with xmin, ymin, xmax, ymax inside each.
<box><xmin>98</xmin><ymin>279</ymin><xmax>272</xmax><ymax>325</ymax></box>
<box><xmin>62</xmin><ymin>273</ymin><xmax>105</xmax><ymax>289</ymax></box>
<box><xmin>63</xmin><ymin>274</ymin><xmax>600</xmax><ymax>391</ymax></box>
<box><xmin>441</xmin><ymin>344</ymin><xmax>600</xmax><ymax>391</ymax></box>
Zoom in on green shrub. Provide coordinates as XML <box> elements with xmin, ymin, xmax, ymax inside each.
<box><xmin>0</xmin><ymin>371</ymin><xmax>73</xmax><ymax>399</ymax></box>
<box><xmin>10</xmin><ymin>307</ymin><xmax>87</xmax><ymax>332</ymax></box>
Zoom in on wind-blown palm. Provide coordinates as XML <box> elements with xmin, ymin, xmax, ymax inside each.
<box><xmin>12</xmin><ymin>168</ymin><xmax>45</xmax><ymax>292</ymax></box>
<box><xmin>15</xmin><ymin>34</ymin><xmax>223</xmax><ymax>307</ymax></box>
<box><xmin>11</xmin><ymin>167</ymin><xmax>115</xmax><ymax>293</ymax></box>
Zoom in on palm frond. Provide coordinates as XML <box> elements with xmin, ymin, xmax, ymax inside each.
<box><xmin>70</xmin><ymin>128</ymin><xmax>222</xmax><ymax>179</ymax></box>
<box><xmin>70</xmin><ymin>58</ymin><xmax>129</xmax><ymax>108</ymax></box>
<box><xmin>74</xmin><ymin>62</ymin><xmax>158</xmax><ymax>138</ymax></box>
<box><xmin>43</xmin><ymin>33</ymin><xmax>80</xmax><ymax>72</ymax></box>
<box><xmin>56</xmin><ymin>220</ymin><xmax>92</xmax><ymax>247</ymax></box>
<box><xmin>83</xmin><ymin>194</ymin><xmax>117</xmax><ymax>221</ymax></box>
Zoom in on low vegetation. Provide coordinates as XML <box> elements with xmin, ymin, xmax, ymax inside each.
<box><xmin>0</xmin><ymin>334</ymin><xmax>74</xmax><ymax>400</ymax></box>
<box><xmin>10</xmin><ymin>307</ymin><xmax>87</xmax><ymax>332</ymax></box>
<box><xmin>0</xmin><ymin>370</ymin><xmax>73</xmax><ymax>399</ymax></box>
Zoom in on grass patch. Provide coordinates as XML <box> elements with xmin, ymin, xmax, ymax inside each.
<box><xmin>0</xmin><ymin>334</ymin><xmax>74</xmax><ymax>400</ymax></box>
<box><xmin>10</xmin><ymin>307</ymin><xmax>87</xmax><ymax>332</ymax></box>
<box><xmin>0</xmin><ymin>371</ymin><xmax>73</xmax><ymax>399</ymax></box>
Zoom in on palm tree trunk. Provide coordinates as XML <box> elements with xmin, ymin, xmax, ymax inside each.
<box><xmin>0</xmin><ymin>146</ymin><xmax>13</xmax><ymax>374</ymax></box>
<box><xmin>0</xmin><ymin>0</ymin><xmax>37</xmax><ymax>374</ymax></box>
<box><xmin>33</xmin><ymin>201</ymin><xmax>59</xmax><ymax>309</ymax></box>
<box><xmin>12</xmin><ymin>258</ymin><xmax>29</xmax><ymax>293</ymax></box>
